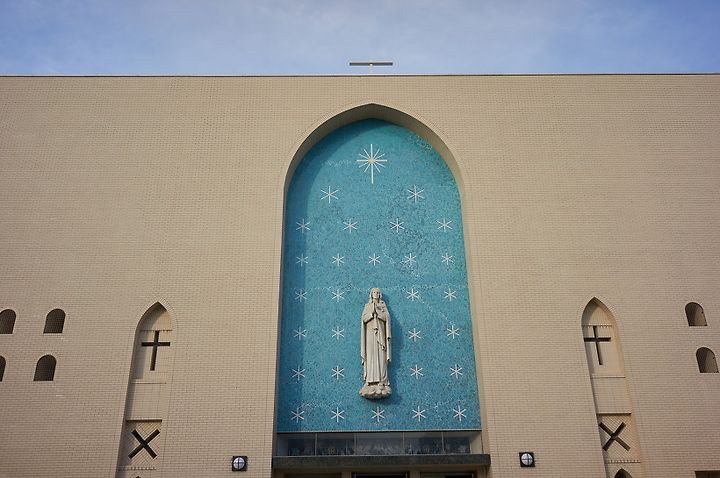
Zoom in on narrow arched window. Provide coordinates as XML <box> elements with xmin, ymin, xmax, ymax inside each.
<box><xmin>44</xmin><ymin>309</ymin><xmax>65</xmax><ymax>333</ymax></box>
<box><xmin>34</xmin><ymin>355</ymin><xmax>56</xmax><ymax>381</ymax></box>
<box><xmin>0</xmin><ymin>356</ymin><xmax>6</xmax><ymax>381</ymax></box>
<box><xmin>0</xmin><ymin>309</ymin><xmax>16</xmax><ymax>334</ymax></box>
<box><xmin>697</xmin><ymin>347</ymin><xmax>719</xmax><ymax>373</ymax></box>
<box><xmin>686</xmin><ymin>302</ymin><xmax>707</xmax><ymax>326</ymax></box>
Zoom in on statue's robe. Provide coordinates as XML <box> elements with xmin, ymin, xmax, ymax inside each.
<box><xmin>361</xmin><ymin>301</ymin><xmax>391</xmax><ymax>386</ymax></box>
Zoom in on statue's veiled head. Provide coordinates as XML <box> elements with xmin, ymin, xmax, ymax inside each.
<box><xmin>369</xmin><ymin>287</ymin><xmax>382</xmax><ymax>302</ymax></box>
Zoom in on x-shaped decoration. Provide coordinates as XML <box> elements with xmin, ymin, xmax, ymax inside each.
<box><xmin>128</xmin><ymin>429</ymin><xmax>160</xmax><ymax>459</ymax></box>
<box><xmin>599</xmin><ymin>421</ymin><xmax>630</xmax><ymax>451</ymax></box>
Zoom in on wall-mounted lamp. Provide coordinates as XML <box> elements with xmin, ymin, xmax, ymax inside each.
<box><xmin>519</xmin><ymin>451</ymin><xmax>535</xmax><ymax>467</ymax></box>
<box><xmin>232</xmin><ymin>456</ymin><xmax>248</xmax><ymax>471</ymax></box>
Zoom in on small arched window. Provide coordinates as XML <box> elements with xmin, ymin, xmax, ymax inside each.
<box><xmin>614</xmin><ymin>470</ymin><xmax>632</xmax><ymax>478</ymax></box>
<box><xmin>0</xmin><ymin>309</ymin><xmax>16</xmax><ymax>334</ymax></box>
<box><xmin>686</xmin><ymin>303</ymin><xmax>707</xmax><ymax>326</ymax></box>
<box><xmin>34</xmin><ymin>355</ymin><xmax>56</xmax><ymax>381</ymax></box>
<box><xmin>697</xmin><ymin>347</ymin><xmax>719</xmax><ymax>373</ymax></box>
<box><xmin>44</xmin><ymin>309</ymin><xmax>65</xmax><ymax>333</ymax></box>
<box><xmin>0</xmin><ymin>356</ymin><xmax>6</xmax><ymax>381</ymax></box>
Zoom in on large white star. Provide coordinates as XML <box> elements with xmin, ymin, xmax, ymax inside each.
<box><xmin>356</xmin><ymin>144</ymin><xmax>387</xmax><ymax>184</ymax></box>
<box><xmin>293</xmin><ymin>328</ymin><xmax>307</xmax><ymax>340</ymax></box>
<box><xmin>295</xmin><ymin>289</ymin><xmax>307</xmax><ymax>302</ymax></box>
<box><xmin>444</xmin><ymin>288</ymin><xmax>457</xmax><ymax>301</ymax></box>
<box><xmin>411</xmin><ymin>406</ymin><xmax>427</xmax><ymax>422</ymax></box>
<box><xmin>406</xmin><ymin>288</ymin><xmax>420</xmax><ymax>301</ymax></box>
<box><xmin>332</xmin><ymin>254</ymin><xmax>344</xmax><ymax>266</ymax></box>
<box><xmin>368</xmin><ymin>253</ymin><xmax>381</xmax><ymax>265</ymax></box>
<box><xmin>296</xmin><ymin>254</ymin><xmax>308</xmax><ymax>267</ymax></box>
<box><xmin>371</xmin><ymin>406</ymin><xmax>385</xmax><ymax>422</ymax></box>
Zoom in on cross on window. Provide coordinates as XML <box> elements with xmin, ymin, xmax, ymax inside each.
<box><xmin>599</xmin><ymin>422</ymin><xmax>631</xmax><ymax>451</ymax></box>
<box><xmin>584</xmin><ymin>325</ymin><xmax>611</xmax><ymax>365</ymax></box>
<box><xmin>128</xmin><ymin>428</ymin><xmax>160</xmax><ymax>459</ymax></box>
<box><xmin>141</xmin><ymin>330</ymin><xmax>171</xmax><ymax>371</ymax></box>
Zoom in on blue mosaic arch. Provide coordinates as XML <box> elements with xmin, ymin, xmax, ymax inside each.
<box><xmin>277</xmin><ymin>118</ymin><xmax>481</xmax><ymax>432</ymax></box>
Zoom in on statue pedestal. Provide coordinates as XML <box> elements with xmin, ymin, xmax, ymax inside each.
<box><xmin>359</xmin><ymin>383</ymin><xmax>392</xmax><ymax>399</ymax></box>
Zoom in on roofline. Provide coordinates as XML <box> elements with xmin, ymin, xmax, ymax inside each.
<box><xmin>0</xmin><ymin>72</ymin><xmax>719</xmax><ymax>79</ymax></box>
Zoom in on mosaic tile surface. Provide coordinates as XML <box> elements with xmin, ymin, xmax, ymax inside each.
<box><xmin>277</xmin><ymin>119</ymin><xmax>481</xmax><ymax>432</ymax></box>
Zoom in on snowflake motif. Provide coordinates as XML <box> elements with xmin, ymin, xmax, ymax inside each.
<box><xmin>331</xmin><ymin>407</ymin><xmax>346</xmax><ymax>423</ymax></box>
<box><xmin>441</xmin><ymin>253</ymin><xmax>455</xmax><ymax>265</ymax></box>
<box><xmin>410</xmin><ymin>365</ymin><xmax>424</xmax><ymax>379</ymax></box>
<box><xmin>356</xmin><ymin>144</ymin><xmax>387</xmax><ymax>184</ymax></box>
<box><xmin>291</xmin><ymin>367</ymin><xmax>306</xmax><ymax>381</ymax></box>
<box><xmin>412</xmin><ymin>406</ymin><xmax>427</xmax><ymax>422</ymax></box>
<box><xmin>390</xmin><ymin>218</ymin><xmax>405</xmax><ymax>233</ymax></box>
<box><xmin>371</xmin><ymin>406</ymin><xmax>385</xmax><ymax>422</ymax></box>
<box><xmin>331</xmin><ymin>326</ymin><xmax>345</xmax><ymax>339</ymax></box>
<box><xmin>402</xmin><ymin>253</ymin><xmax>417</xmax><ymax>266</ymax></box>
<box><xmin>343</xmin><ymin>219</ymin><xmax>358</xmax><ymax>233</ymax></box>
<box><xmin>331</xmin><ymin>366</ymin><xmax>345</xmax><ymax>380</ymax></box>
<box><xmin>446</xmin><ymin>325</ymin><xmax>460</xmax><ymax>339</ymax></box>
<box><xmin>436</xmin><ymin>218</ymin><xmax>453</xmax><ymax>232</ymax></box>
<box><xmin>291</xmin><ymin>407</ymin><xmax>305</xmax><ymax>423</ymax></box>
<box><xmin>368</xmin><ymin>253</ymin><xmax>381</xmax><ymax>265</ymax></box>
<box><xmin>408</xmin><ymin>328</ymin><xmax>422</xmax><ymax>342</ymax></box>
<box><xmin>407</xmin><ymin>185</ymin><xmax>425</xmax><ymax>203</ymax></box>
<box><xmin>453</xmin><ymin>405</ymin><xmax>467</xmax><ymax>421</ymax></box>
<box><xmin>444</xmin><ymin>288</ymin><xmax>457</xmax><ymax>301</ymax></box>
<box><xmin>331</xmin><ymin>288</ymin><xmax>346</xmax><ymax>302</ymax></box>
<box><xmin>332</xmin><ymin>254</ymin><xmax>344</xmax><ymax>266</ymax></box>
<box><xmin>296</xmin><ymin>218</ymin><xmax>310</xmax><ymax>233</ymax></box>
<box><xmin>293</xmin><ymin>328</ymin><xmax>307</xmax><ymax>340</ymax></box>
<box><xmin>296</xmin><ymin>254</ymin><xmax>308</xmax><ymax>267</ymax></box>
<box><xmin>450</xmin><ymin>364</ymin><xmax>463</xmax><ymax>378</ymax></box>
<box><xmin>295</xmin><ymin>289</ymin><xmax>307</xmax><ymax>302</ymax></box>
<box><xmin>320</xmin><ymin>186</ymin><xmax>339</xmax><ymax>203</ymax></box>
<box><xmin>406</xmin><ymin>288</ymin><xmax>420</xmax><ymax>301</ymax></box>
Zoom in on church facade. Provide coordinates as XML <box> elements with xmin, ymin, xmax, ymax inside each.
<box><xmin>0</xmin><ymin>74</ymin><xmax>719</xmax><ymax>478</ymax></box>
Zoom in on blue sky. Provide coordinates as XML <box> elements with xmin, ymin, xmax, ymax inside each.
<box><xmin>0</xmin><ymin>0</ymin><xmax>718</xmax><ymax>75</ymax></box>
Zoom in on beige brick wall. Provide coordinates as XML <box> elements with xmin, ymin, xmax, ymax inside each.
<box><xmin>0</xmin><ymin>75</ymin><xmax>718</xmax><ymax>477</ymax></box>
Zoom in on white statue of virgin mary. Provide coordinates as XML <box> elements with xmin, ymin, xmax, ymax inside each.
<box><xmin>360</xmin><ymin>287</ymin><xmax>392</xmax><ymax>399</ymax></box>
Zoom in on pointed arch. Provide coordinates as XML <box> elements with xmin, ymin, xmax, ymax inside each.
<box><xmin>581</xmin><ymin>298</ymin><xmax>625</xmax><ymax>376</ymax></box>
<box><xmin>276</xmin><ymin>112</ymin><xmax>482</xmax><ymax>435</ymax></box>
<box><xmin>283</xmin><ymin>102</ymin><xmax>466</xmax><ymax>197</ymax></box>
<box><xmin>131</xmin><ymin>302</ymin><xmax>174</xmax><ymax>379</ymax></box>
<box><xmin>614</xmin><ymin>469</ymin><xmax>633</xmax><ymax>478</ymax></box>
